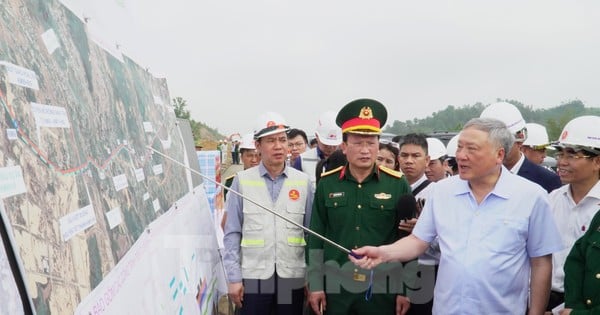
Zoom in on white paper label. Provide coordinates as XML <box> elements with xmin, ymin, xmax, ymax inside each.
<box><xmin>153</xmin><ymin>164</ymin><xmax>163</xmax><ymax>175</ymax></box>
<box><xmin>41</xmin><ymin>28</ymin><xmax>60</xmax><ymax>54</ymax></box>
<box><xmin>112</xmin><ymin>174</ymin><xmax>128</xmax><ymax>191</ymax></box>
<box><xmin>134</xmin><ymin>168</ymin><xmax>145</xmax><ymax>182</ymax></box>
<box><xmin>30</xmin><ymin>102</ymin><xmax>70</xmax><ymax>128</ymax></box>
<box><xmin>6</xmin><ymin>129</ymin><xmax>17</xmax><ymax>140</ymax></box>
<box><xmin>105</xmin><ymin>207</ymin><xmax>123</xmax><ymax>229</ymax></box>
<box><xmin>59</xmin><ymin>205</ymin><xmax>96</xmax><ymax>241</ymax></box>
<box><xmin>152</xmin><ymin>199</ymin><xmax>160</xmax><ymax>212</ymax></box>
<box><xmin>143</xmin><ymin>121</ymin><xmax>153</xmax><ymax>133</ymax></box>
<box><xmin>0</xmin><ymin>61</ymin><xmax>39</xmax><ymax>90</ymax></box>
<box><xmin>0</xmin><ymin>166</ymin><xmax>26</xmax><ymax>198</ymax></box>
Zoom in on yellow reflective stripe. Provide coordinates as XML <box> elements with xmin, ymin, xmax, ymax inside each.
<box><xmin>284</xmin><ymin>180</ymin><xmax>307</xmax><ymax>186</ymax></box>
<box><xmin>287</xmin><ymin>237</ymin><xmax>306</xmax><ymax>246</ymax></box>
<box><xmin>241</xmin><ymin>239</ymin><xmax>265</xmax><ymax>246</ymax></box>
<box><xmin>239</xmin><ymin>179</ymin><xmax>265</xmax><ymax>187</ymax></box>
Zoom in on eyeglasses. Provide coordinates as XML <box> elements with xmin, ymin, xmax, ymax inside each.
<box><xmin>288</xmin><ymin>141</ymin><xmax>306</xmax><ymax>148</ymax></box>
<box><xmin>555</xmin><ymin>152</ymin><xmax>593</xmax><ymax>161</ymax></box>
<box><xmin>514</xmin><ymin>127</ymin><xmax>528</xmax><ymax>142</ymax></box>
<box><xmin>379</xmin><ymin>139</ymin><xmax>400</xmax><ymax>149</ymax></box>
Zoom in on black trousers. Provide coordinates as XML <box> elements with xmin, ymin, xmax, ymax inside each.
<box><xmin>240</xmin><ymin>275</ymin><xmax>304</xmax><ymax>315</ymax></box>
<box><xmin>546</xmin><ymin>290</ymin><xmax>564</xmax><ymax>312</ymax></box>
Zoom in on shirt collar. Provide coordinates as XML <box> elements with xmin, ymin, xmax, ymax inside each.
<box><xmin>258</xmin><ymin>161</ymin><xmax>288</xmax><ymax>179</ymax></box>
<box><xmin>509</xmin><ymin>152</ymin><xmax>526</xmax><ymax>174</ymax></box>
<box><xmin>454</xmin><ymin>165</ymin><xmax>512</xmax><ymax>199</ymax></box>
<box><xmin>338</xmin><ymin>164</ymin><xmax>379</xmax><ymax>182</ymax></box>
<box><xmin>410</xmin><ymin>174</ymin><xmax>429</xmax><ymax>191</ymax></box>
<box><xmin>562</xmin><ymin>179</ymin><xmax>600</xmax><ymax>202</ymax></box>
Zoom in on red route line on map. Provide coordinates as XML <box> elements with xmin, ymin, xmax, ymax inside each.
<box><xmin>0</xmin><ymin>89</ymin><xmax>170</xmax><ymax>176</ymax></box>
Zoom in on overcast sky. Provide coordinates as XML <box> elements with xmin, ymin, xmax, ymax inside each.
<box><xmin>75</xmin><ymin>0</ymin><xmax>600</xmax><ymax>136</ymax></box>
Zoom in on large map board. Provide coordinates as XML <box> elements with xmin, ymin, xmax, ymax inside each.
<box><xmin>0</xmin><ymin>0</ymin><xmax>223</xmax><ymax>313</ymax></box>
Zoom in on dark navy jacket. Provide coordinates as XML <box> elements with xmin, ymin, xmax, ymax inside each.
<box><xmin>517</xmin><ymin>157</ymin><xmax>562</xmax><ymax>193</ymax></box>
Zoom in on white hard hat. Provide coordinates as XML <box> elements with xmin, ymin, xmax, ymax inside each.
<box><xmin>446</xmin><ymin>133</ymin><xmax>459</xmax><ymax>157</ymax></box>
<box><xmin>254</xmin><ymin>111</ymin><xmax>290</xmax><ymax>139</ymax></box>
<box><xmin>522</xmin><ymin>123</ymin><xmax>550</xmax><ymax>147</ymax></box>
<box><xmin>480</xmin><ymin>102</ymin><xmax>526</xmax><ymax>138</ymax></box>
<box><xmin>240</xmin><ymin>133</ymin><xmax>256</xmax><ymax>150</ymax></box>
<box><xmin>553</xmin><ymin>115</ymin><xmax>600</xmax><ymax>154</ymax></box>
<box><xmin>315</xmin><ymin>111</ymin><xmax>342</xmax><ymax>146</ymax></box>
<box><xmin>426</xmin><ymin>137</ymin><xmax>447</xmax><ymax>160</ymax></box>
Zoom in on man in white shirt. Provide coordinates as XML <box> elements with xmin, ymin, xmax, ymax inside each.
<box><xmin>547</xmin><ymin>115</ymin><xmax>600</xmax><ymax>312</ymax></box>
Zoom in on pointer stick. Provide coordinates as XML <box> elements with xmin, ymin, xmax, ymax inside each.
<box><xmin>147</xmin><ymin>146</ymin><xmax>361</xmax><ymax>258</ymax></box>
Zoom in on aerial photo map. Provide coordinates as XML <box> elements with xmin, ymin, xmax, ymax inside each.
<box><xmin>0</xmin><ymin>0</ymin><xmax>192</xmax><ymax>313</ymax></box>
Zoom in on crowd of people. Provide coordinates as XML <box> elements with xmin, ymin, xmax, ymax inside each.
<box><xmin>219</xmin><ymin>99</ymin><xmax>600</xmax><ymax>315</ymax></box>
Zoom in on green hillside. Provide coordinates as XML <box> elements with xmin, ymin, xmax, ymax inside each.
<box><xmin>384</xmin><ymin>99</ymin><xmax>600</xmax><ymax>140</ymax></box>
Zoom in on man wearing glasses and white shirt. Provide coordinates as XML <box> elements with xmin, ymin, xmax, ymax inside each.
<box><xmin>547</xmin><ymin>116</ymin><xmax>600</xmax><ymax>313</ymax></box>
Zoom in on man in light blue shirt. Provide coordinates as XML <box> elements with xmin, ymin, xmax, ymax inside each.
<box><xmin>350</xmin><ymin>117</ymin><xmax>563</xmax><ymax>315</ymax></box>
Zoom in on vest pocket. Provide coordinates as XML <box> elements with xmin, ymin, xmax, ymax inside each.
<box><xmin>241</xmin><ymin>223</ymin><xmax>265</xmax><ymax>247</ymax></box>
<box><xmin>286</xmin><ymin>226</ymin><xmax>307</xmax><ymax>247</ymax></box>
<box><xmin>241</xmin><ymin>224</ymin><xmax>266</xmax><ymax>272</ymax></box>
<box><xmin>283</xmin><ymin>227</ymin><xmax>306</xmax><ymax>268</ymax></box>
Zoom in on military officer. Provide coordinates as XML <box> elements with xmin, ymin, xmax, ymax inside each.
<box><xmin>563</xmin><ymin>210</ymin><xmax>600</xmax><ymax>315</ymax></box>
<box><xmin>307</xmin><ymin>98</ymin><xmax>412</xmax><ymax>315</ymax></box>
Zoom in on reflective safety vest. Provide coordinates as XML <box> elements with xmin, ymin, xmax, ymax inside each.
<box><xmin>238</xmin><ymin>167</ymin><xmax>309</xmax><ymax>280</ymax></box>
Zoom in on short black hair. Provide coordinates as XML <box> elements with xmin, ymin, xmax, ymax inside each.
<box><xmin>399</xmin><ymin>133</ymin><xmax>428</xmax><ymax>155</ymax></box>
<box><xmin>287</xmin><ymin>128</ymin><xmax>308</xmax><ymax>144</ymax></box>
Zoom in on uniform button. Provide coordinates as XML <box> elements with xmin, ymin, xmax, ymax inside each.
<box><xmin>354</xmin><ymin>268</ymin><xmax>358</xmax><ymax>272</ymax></box>
<box><xmin>380</xmin><ymin>205</ymin><xmax>384</xmax><ymax>209</ymax></box>
<box><xmin>334</xmin><ymin>202</ymin><xmax>338</xmax><ymax>207</ymax></box>
<box><xmin>354</xmin><ymin>245</ymin><xmax>358</xmax><ymax>249</ymax></box>
<box><xmin>356</xmin><ymin>226</ymin><xmax>360</xmax><ymax>231</ymax></box>
<box><xmin>357</xmin><ymin>205</ymin><xmax>362</xmax><ymax>209</ymax></box>
<box><xmin>586</xmin><ymin>299</ymin><xmax>592</xmax><ymax>305</ymax></box>
<box><xmin>358</xmin><ymin>184</ymin><xmax>362</xmax><ymax>188</ymax></box>
<box><xmin>596</xmin><ymin>273</ymin><xmax>600</xmax><ymax>279</ymax></box>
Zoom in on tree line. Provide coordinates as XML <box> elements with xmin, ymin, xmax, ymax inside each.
<box><xmin>173</xmin><ymin>97</ymin><xmax>600</xmax><ymax>146</ymax></box>
<box><xmin>172</xmin><ymin>97</ymin><xmax>222</xmax><ymax>147</ymax></box>
<box><xmin>384</xmin><ymin>99</ymin><xmax>600</xmax><ymax>141</ymax></box>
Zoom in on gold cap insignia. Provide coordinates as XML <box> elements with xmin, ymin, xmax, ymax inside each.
<box><xmin>358</xmin><ymin>106</ymin><xmax>373</xmax><ymax>119</ymax></box>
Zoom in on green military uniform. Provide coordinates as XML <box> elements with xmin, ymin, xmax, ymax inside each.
<box><xmin>223</xmin><ymin>174</ymin><xmax>235</xmax><ymax>200</ymax></box>
<box><xmin>564</xmin><ymin>209</ymin><xmax>600</xmax><ymax>315</ymax></box>
<box><xmin>307</xmin><ymin>98</ymin><xmax>412</xmax><ymax>314</ymax></box>
<box><xmin>307</xmin><ymin>164</ymin><xmax>411</xmax><ymax>314</ymax></box>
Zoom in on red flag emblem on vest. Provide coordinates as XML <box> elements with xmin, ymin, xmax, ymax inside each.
<box><xmin>289</xmin><ymin>189</ymin><xmax>300</xmax><ymax>200</ymax></box>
